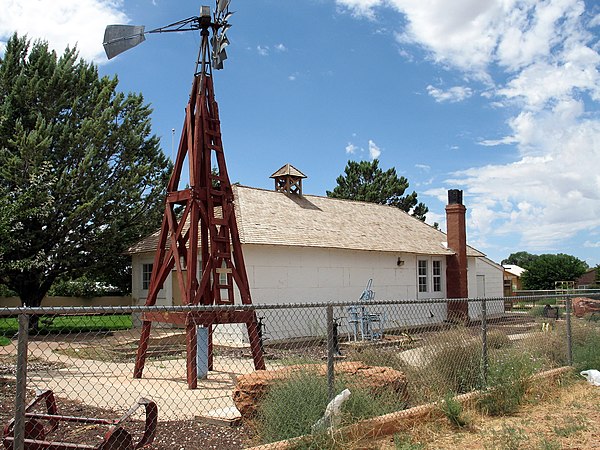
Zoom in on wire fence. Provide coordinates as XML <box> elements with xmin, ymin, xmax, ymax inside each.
<box><xmin>1</xmin><ymin>292</ymin><xmax>599</xmax><ymax>449</ymax></box>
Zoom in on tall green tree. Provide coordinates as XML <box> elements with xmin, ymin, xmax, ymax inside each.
<box><xmin>520</xmin><ymin>253</ymin><xmax>588</xmax><ymax>290</ymax></box>
<box><xmin>0</xmin><ymin>34</ymin><xmax>171</xmax><ymax>308</ymax></box>
<box><xmin>326</xmin><ymin>159</ymin><xmax>428</xmax><ymax>221</ymax></box>
<box><xmin>501</xmin><ymin>251</ymin><xmax>539</xmax><ymax>269</ymax></box>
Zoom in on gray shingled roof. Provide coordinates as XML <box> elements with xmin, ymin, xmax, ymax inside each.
<box><xmin>127</xmin><ymin>185</ymin><xmax>485</xmax><ymax>257</ymax></box>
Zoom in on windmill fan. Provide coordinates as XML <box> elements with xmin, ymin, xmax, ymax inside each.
<box><xmin>103</xmin><ymin>0</ymin><xmax>233</xmax><ymax>70</ymax></box>
<box><xmin>102</xmin><ymin>2</ymin><xmax>267</xmax><ymax>389</ymax></box>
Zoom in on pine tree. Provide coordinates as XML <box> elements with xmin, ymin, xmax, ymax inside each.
<box><xmin>0</xmin><ymin>34</ymin><xmax>171</xmax><ymax>309</ymax></box>
<box><xmin>326</xmin><ymin>159</ymin><xmax>428</xmax><ymax>221</ymax></box>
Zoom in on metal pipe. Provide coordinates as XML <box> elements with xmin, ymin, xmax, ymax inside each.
<box><xmin>326</xmin><ymin>305</ymin><xmax>334</xmax><ymax>402</ymax></box>
<box><xmin>565</xmin><ymin>297</ymin><xmax>573</xmax><ymax>366</ymax></box>
<box><xmin>481</xmin><ymin>297</ymin><xmax>488</xmax><ymax>387</ymax></box>
<box><xmin>14</xmin><ymin>313</ymin><xmax>30</xmax><ymax>450</ymax></box>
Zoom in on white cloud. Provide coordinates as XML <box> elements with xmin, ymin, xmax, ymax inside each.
<box><xmin>584</xmin><ymin>241</ymin><xmax>600</xmax><ymax>248</ymax></box>
<box><xmin>275</xmin><ymin>43</ymin><xmax>287</xmax><ymax>52</ymax></box>
<box><xmin>368</xmin><ymin>139</ymin><xmax>381</xmax><ymax>159</ymax></box>
<box><xmin>336</xmin><ymin>0</ymin><xmax>383</xmax><ymax>19</ymax></box>
<box><xmin>288</xmin><ymin>74</ymin><xmax>297</xmax><ymax>81</ymax></box>
<box><xmin>345</xmin><ymin>143</ymin><xmax>358</xmax><ymax>154</ymax></box>
<box><xmin>0</xmin><ymin>0</ymin><xmax>129</xmax><ymax>63</ymax></box>
<box><xmin>415</xmin><ymin>163</ymin><xmax>430</xmax><ymax>171</ymax></box>
<box><xmin>427</xmin><ymin>84</ymin><xmax>473</xmax><ymax>103</ymax></box>
<box><xmin>337</xmin><ymin>0</ymin><xmax>600</xmax><ymax>254</ymax></box>
<box><xmin>257</xmin><ymin>45</ymin><xmax>269</xmax><ymax>56</ymax></box>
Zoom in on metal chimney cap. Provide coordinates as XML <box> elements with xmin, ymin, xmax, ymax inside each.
<box><xmin>448</xmin><ymin>189</ymin><xmax>463</xmax><ymax>205</ymax></box>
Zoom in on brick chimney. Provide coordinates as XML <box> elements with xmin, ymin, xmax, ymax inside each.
<box><xmin>446</xmin><ymin>189</ymin><xmax>469</xmax><ymax>320</ymax></box>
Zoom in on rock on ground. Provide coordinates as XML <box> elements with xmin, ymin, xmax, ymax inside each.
<box><xmin>232</xmin><ymin>361</ymin><xmax>408</xmax><ymax>419</ymax></box>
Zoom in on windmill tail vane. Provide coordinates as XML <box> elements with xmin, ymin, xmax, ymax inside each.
<box><xmin>102</xmin><ymin>1</ymin><xmax>233</xmax><ymax>71</ymax></box>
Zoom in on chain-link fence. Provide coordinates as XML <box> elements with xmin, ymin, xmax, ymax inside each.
<box><xmin>1</xmin><ymin>292</ymin><xmax>599</xmax><ymax>449</ymax></box>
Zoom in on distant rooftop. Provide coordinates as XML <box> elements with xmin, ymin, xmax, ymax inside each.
<box><xmin>503</xmin><ymin>264</ymin><xmax>526</xmax><ymax>277</ymax></box>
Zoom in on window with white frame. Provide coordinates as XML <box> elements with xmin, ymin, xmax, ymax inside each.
<box><xmin>432</xmin><ymin>260</ymin><xmax>442</xmax><ymax>292</ymax></box>
<box><xmin>418</xmin><ymin>260</ymin><xmax>428</xmax><ymax>292</ymax></box>
<box><xmin>142</xmin><ymin>263</ymin><xmax>153</xmax><ymax>290</ymax></box>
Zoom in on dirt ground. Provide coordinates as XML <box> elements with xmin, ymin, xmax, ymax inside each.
<box><xmin>372</xmin><ymin>379</ymin><xmax>600</xmax><ymax>450</ymax></box>
<box><xmin>5</xmin><ymin>376</ymin><xmax>599</xmax><ymax>449</ymax></box>
<box><xmin>0</xmin><ymin>377</ymin><xmax>254</xmax><ymax>449</ymax></box>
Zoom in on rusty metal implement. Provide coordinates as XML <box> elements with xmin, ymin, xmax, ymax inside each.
<box><xmin>3</xmin><ymin>390</ymin><xmax>157</xmax><ymax>449</ymax></box>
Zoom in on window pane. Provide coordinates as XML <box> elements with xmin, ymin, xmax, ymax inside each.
<box><xmin>432</xmin><ymin>260</ymin><xmax>442</xmax><ymax>292</ymax></box>
<box><xmin>142</xmin><ymin>263</ymin><xmax>153</xmax><ymax>290</ymax></box>
<box><xmin>418</xmin><ymin>260</ymin><xmax>428</xmax><ymax>292</ymax></box>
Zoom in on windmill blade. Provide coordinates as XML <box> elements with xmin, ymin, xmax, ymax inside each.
<box><xmin>212</xmin><ymin>48</ymin><xmax>227</xmax><ymax>69</ymax></box>
<box><xmin>217</xmin><ymin>0</ymin><xmax>231</xmax><ymax>14</ymax></box>
<box><xmin>103</xmin><ymin>25</ymin><xmax>146</xmax><ymax>59</ymax></box>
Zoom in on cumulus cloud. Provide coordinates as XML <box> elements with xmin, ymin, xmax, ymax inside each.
<box><xmin>427</xmin><ymin>84</ymin><xmax>473</xmax><ymax>103</ymax></box>
<box><xmin>368</xmin><ymin>139</ymin><xmax>381</xmax><ymax>159</ymax></box>
<box><xmin>274</xmin><ymin>43</ymin><xmax>287</xmax><ymax>52</ymax></box>
<box><xmin>337</xmin><ymin>0</ymin><xmax>600</xmax><ymax>256</ymax></box>
<box><xmin>0</xmin><ymin>0</ymin><xmax>129</xmax><ymax>63</ymax></box>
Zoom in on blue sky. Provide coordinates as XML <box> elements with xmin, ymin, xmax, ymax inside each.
<box><xmin>1</xmin><ymin>0</ymin><xmax>599</xmax><ymax>267</ymax></box>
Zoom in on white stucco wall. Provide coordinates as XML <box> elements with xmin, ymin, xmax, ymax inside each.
<box><xmin>132</xmin><ymin>245</ymin><xmax>505</xmax><ymax>343</ymax></box>
<box><xmin>468</xmin><ymin>257</ymin><xmax>505</xmax><ymax>318</ymax></box>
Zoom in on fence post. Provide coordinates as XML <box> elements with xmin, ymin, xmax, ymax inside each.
<box><xmin>565</xmin><ymin>297</ymin><xmax>573</xmax><ymax>366</ymax></box>
<box><xmin>14</xmin><ymin>313</ymin><xmax>30</xmax><ymax>450</ymax></box>
<box><xmin>480</xmin><ymin>297</ymin><xmax>488</xmax><ymax>387</ymax></box>
<box><xmin>326</xmin><ymin>305</ymin><xmax>335</xmax><ymax>402</ymax></box>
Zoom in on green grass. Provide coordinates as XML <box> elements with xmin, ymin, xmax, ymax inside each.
<box><xmin>394</xmin><ymin>433</ymin><xmax>425</xmax><ymax>450</ymax></box>
<box><xmin>441</xmin><ymin>391</ymin><xmax>468</xmax><ymax>428</ymax></box>
<box><xmin>0</xmin><ymin>315</ymin><xmax>132</xmax><ymax>335</ymax></box>
<box><xmin>552</xmin><ymin>416</ymin><xmax>587</xmax><ymax>437</ymax></box>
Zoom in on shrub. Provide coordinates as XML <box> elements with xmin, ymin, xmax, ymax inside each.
<box><xmin>441</xmin><ymin>391</ymin><xmax>468</xmax><ymax>428</ymax></box>
<box><xmin>573</xmin><ymin>322</ymin><xmax>600</xmax><ymax>371</ymax></box>
<box><xmin>48</xmin><ymin>276</ymin><xmax>122</xmax><ymax>298</ymax></box>
<box><xmin>478</xmin><ymin>350</ymin><xmax>536</xmax><ymax>416</ymax></box>
<box><xmin>255</xmin><ymin>371</ymin><xmax>408</xmax><ymax>444</ymax></box>
<box><xmin>256</xmin><ymin>371</ymin><xmax>328</xmax><ymax>443</ymax></box>
<box><xmin>486</xmin><ymin>330</ymin><xmax>512</xmax><ymax>350</ymax></box>
<box><xmin>425</xmin><ymin>338</ymin><xmax>482</xmax><ymax>395</ymax></box>
<box><xmin>0</xmin><ymin>284</ymin><xmax>17</xmax><ymax>297</ymax></box>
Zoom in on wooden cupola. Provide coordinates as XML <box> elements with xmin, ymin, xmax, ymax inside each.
<box><xmin>270</xmin><ymin>163</ymin><xmax>307</xmax><ymax>195</ymax></box>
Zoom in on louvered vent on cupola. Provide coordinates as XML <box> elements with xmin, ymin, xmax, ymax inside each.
<box><xmin>270</xmin><ymin>164</ymin><xmax>307</xmax><ymax>195</ymax></box>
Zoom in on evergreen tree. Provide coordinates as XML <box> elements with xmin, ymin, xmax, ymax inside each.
<box><xmin>326</xmin><ymin>159</ymin><xmax>428</xmax><ymax>221</ymax></box>
<box><xmin>0</xmin><ymin>34</ymin><xmax>171</xmax><ymax>308</ymax></box>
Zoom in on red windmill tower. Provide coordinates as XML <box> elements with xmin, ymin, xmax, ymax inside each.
<box><xmin>103</xmin><ymin>2</ymin><xmax>265</xmax><ymax>389</ymax></box>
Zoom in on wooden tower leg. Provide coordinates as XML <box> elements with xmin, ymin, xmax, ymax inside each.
<box><xmin>186</xmin><ymin>322</ymin><xmax>198</xmax><ymax>389</ymax></box>
<box><xmin>134</xmin><ymin>320</ymin><xmax>152</xmax><ymax>378</ymax></box>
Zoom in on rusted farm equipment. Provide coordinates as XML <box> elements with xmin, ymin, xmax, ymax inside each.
<box><xmin>3</xmin><ymin>390</ymin><xmax>157</xmax><ymax>450</ymax></box>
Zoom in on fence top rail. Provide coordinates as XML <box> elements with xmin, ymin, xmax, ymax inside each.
<box><xmin>0</xmin><ymin>292</ymin><xmax>598</xmax><ymax>316</ymax></box>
